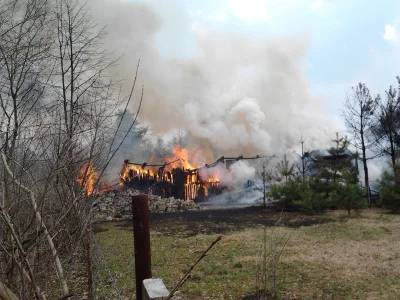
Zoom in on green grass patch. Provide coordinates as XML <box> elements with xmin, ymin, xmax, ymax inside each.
<box><xmin>94</xmin><ymin>209</ymin><xmax>400</xmax><ymax>299</ymax></box>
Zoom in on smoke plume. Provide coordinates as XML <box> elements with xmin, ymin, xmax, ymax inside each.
<box><xmin>88</xmin><ymin>0</ymin><xmax>340</xmax><ymax>161</ymax></box>
<box><xmin>198</xmin><ymin>160</ymin><xmax>256</xmax><ymax>187</ymax></box>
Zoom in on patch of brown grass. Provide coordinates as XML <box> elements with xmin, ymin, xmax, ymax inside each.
<box><xmin>94</xmin><ymin>208</ymin><xmax>400</xmax><ymax>299</ymax></box>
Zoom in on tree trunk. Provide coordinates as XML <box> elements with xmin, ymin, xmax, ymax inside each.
<box><xmin>390</xmin><ymin>136</ymin><xmax>396</xmax><ymax>176</ymax></box>
<box><xmin>362</xmin><ymin>158</ymin><xmax>370</xmax><ymax>202</ymax></box>
<box><xmin>85</xmin><ymin>233</ymin><xmax>94</xmax><ymax>300</ymax></box>
<box><xmin>361</xmin><ymin>137</ymin><xmax>370</xmax><ymax>203</ymax></box>
<box><xmin>263</xmin><ymin>175</ymin><xmax>266</xmax><ymax>209</ymax></box>
<box><xmin>301</xmin><ymin>139</ymin><xmax>305</xmax><ymax>181</ymax></box>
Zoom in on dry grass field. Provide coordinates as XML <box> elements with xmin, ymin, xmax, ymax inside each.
<box><xmin>94</xmin><ymin>208</ymin><xmax>400</xmax><ymax>299</ymax></box>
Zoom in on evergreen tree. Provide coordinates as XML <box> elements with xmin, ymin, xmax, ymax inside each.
<box><xmin>274</xmin><ymin>154</ymin><xmax>294</xmax><ymax>183</ymax></box>
<box><xmin>312</xmin><ymin>133</ymin><xmax>365</xmax><ymax>215</ymax></box>
<box><xmin>329</xmin><ymin>173</ymin><xmax>366</xmax><ymax>216</ymax></box>
<box><xmin>343</xmin><ymin>83</ymin><xmax>380</xmax><ymax>202</ymax></box>
<box><xmin>269</xmin><ymin>155</ymin><xmax>297</xmax><ymax>209</ymax></box>
<box><xmin>315</xmin><ymin>133</ymin><xmax>354</xmax><ymax>183</ymax></box>
<box><xmin>379</xmin><ymin>167</ymin><xmax>400</xmax><ymax>212</ymax></box>
<box><xmin>294</xmin><ymin>178</ymin><xmax>332</xmax><ymax>213</ymax></box>
<box><xmin>293</xmin><ymin>136</ymin><xmax>313</xmax><ymax>181</ymax></box>
<box><xmin>372</xmin><ymin>78</ymin><xmax>400</xmax><ymax>177</ymax></box>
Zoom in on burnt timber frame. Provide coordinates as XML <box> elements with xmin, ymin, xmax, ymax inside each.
<box><xmin>121</xmin><ymin>155</ymin><xmax>262</xmax><ymax>202</ymax></box>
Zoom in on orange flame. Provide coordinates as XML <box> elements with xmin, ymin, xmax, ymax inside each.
<box><xmin>119</xmin><ymin>163</ymin><xmax>156</xmax><ymax>184</ymax></box>
<box><xmin>119</xmin><ymin>145</ymin><xmax>222</xmax><ymax>202</ymax></box>
<box><xmin>167</xmin><ymin>146</ymin><xmax>198</xmax><ymax>170</ymax></box>
<box><xmin>76</xmin><ymin>162</ymin><xmax>111</xmax><ymax>195</ymax></box>
<box><xmin>167</xmin><ymin>146</ymin><xmax>221</xmax><ymax>182</ymax></box>
<box><xmin>118</xmin><ymin>147</ymin><xmax>221</xmax><ymax>184</ymax></box>
<box><xmin>206</xmin><ymin>168</ymin><xmax>221</xmax><ymax>183</ymax></box>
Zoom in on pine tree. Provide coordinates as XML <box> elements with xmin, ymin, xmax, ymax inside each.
<box><xmin>372</xmin><ymin>79</ymin><xmax>400</xmax><ymax>177</ymax></box>
<box><xmin>316</xmin><ymin>133</ymin><xmax>354</xmax><ymax>183</ymax></box>
<box><xmin>274</xmin><ymin>154</ymin><xmax>294</xmax><ymax>183</ymax></box>
<box><xmin>343</xmin><ymin>83</ymin><xmax>380</xmax><ymax>203</ymax></box>
<box><xmin>379</xmin><ymin>169</ymin><xmax>400</xmax><ymax>212</ymax></box>
<box><xmin>313</xmin><ymin>133</ymin><xmax>364</xmax><ymax>215</ymax></box>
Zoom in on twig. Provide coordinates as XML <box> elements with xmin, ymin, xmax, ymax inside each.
<box><xmin>166</xmin><ymin>235</ymin><xmax>222</xmax><ymax>299</ymax></box>
<box><xmin>92</xmin><ymin>235</ymin><xmax>123</xmax><ymax>299</ymax></box>
<box><xmin>0</xmin><ymin>150</ymin><xmax>69</xmax><ymax>295</ymax></box>
<box><xmin>97</xmin><ymin>61</ymin><xmax>143</xmax><ymax>187</ymax></box>
<box><xmin>57</xmin><ymin>293</ymin><xmax>74</xmax><ymax>300</ymax></box>
<box><xmin>275</xmin><ymin>209</ymin><xmax>284</xmax><ymax>226</ymax></box>
<box><xmin>0</xmin><ymin>208</ymin><xmax>43</xmax><ymax>299</ymax></box>
<box><xmin>104</xmin><ymin>60</ymin><xmax>140</xmax><ymax>161</ymax></box>
<box><xmin>0</xmin><ymin>281</ymin><xmax>19</xmax><ymax>300</ymax></box>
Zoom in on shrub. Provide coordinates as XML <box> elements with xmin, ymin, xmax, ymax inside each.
<box><xmin>270</xmin><ymin>178</ymin><xmax>332</xmax><ymax>214</ymax></box>
<box><xmin>269</xmin><ymin>175</ymin><xmax>366</xmax><ymax>215</ymax></box>
<box><xmin>269</xmin><ymin>179</ymin><xmax>301</xmax><ymax>210</ymax></box>
<box><xmin>328</xmin><ymin>180</ymin><xmax>366</xmax><ymax>216</ymax></box>
<box><xmin>379</xmin><ymin>170</ymin><xmax>400</xmax><ymax>212</ymax></box>
<box><xmin>294</xmin><ymin>181</ymin><xmax>332</xmax><ymax>213</ymax></box>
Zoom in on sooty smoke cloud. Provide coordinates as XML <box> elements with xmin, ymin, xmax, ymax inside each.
<box><xmin>87</xmin><ymin>0</ymin><xmax>341</xmax><ymax>161</ymax></box>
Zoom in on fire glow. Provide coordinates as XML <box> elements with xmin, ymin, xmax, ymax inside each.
<box><xmin>76</xmin><ymin>147</ymin><xmax>260</xmax><ymax>201</ymax></box>
<box><xmin>119</xmin><ymin>146</ymin><xmax>223</xmax><ymax>201</ymax></box>
<box><xmin>76</xmin><ymin>162</ymin><xmax>110</xmax><ymax>196</ymax></box>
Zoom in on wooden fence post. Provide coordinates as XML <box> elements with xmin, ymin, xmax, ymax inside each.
<box><xmin>132</xmin><ymin>194</ymin><xmax>152</xmax><ymax>300</ymax></box>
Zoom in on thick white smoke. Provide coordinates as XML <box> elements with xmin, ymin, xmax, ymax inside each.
<box><xmin>199</xmin><ymin>160</ymin><xmax>262</xmax><ymax>206</ymax></box>
<box><xmin>199</xmin><ymin>160</ymin><xmax>256</xmax><ymax>187</ymax></box>
<box><xmin>229</xmin><ymin>160</ymin><xmax>257</xmax><ymax>185</ymax></box>
<box><xmin>87</xmin><ymin>0</ymin><xmax>341</xmax><ymax>160</ymax></box>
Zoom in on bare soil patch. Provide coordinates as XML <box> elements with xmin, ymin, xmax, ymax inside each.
<box><xmin>94</xmin><ymin>205</ymin><xmax>337</xmax><ymax>237</ymax></box>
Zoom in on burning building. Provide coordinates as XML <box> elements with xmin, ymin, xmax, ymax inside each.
<box><xmin>119</xmin><ymin>155</ymin><xmax>261</xmax><ymax>202</ymax></box>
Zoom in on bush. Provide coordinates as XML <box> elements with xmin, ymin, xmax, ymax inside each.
<box><xmin>270</xmin><ymin>178</ymin><xmax>332</xmax><ymax>214</ymax></box>
<box><xmin>294</xmin><ymin>180</ymin><xmax>332</xmax><ymax>213</ymax></box>
<box><xmin>379</xmin><ymin>170</ymin><xmax>400</xmax><ymax>212</ymax></box>
<box><xmin>269</xmin><ymin>175</ymin><xmax>366</xmax><ymax>215</ymax></box>
<box><xmin>269</xmin><ymin>179</ymin><xmax>302</xmax><ymax>210</ymax></box>
<box><xmin>328</xmin><ymin>180</ymin><xmax>366</xmax><ymax>216</ymax></box>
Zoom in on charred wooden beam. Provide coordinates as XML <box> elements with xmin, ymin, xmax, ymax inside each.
<box><xmin>121</xmin><ymin>154</ymin><xmax>262</xmax><ymax>202</ymax></box>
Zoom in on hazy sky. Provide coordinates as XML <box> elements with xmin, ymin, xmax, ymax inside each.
<box><xmin>126</xmin><ymin>0</ymin><xmax>400</xmax><ymax>124</ymax></box>
<box><xmin>96</xmin><ymin>0</ymin><xmax>398</xmax><ymax>180</ymax></box>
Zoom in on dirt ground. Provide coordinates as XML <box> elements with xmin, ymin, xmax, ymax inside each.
<box><xmin>97</xmin><ymin>205</ymin><xmax>336</xmax><ymax>237</ymax></box>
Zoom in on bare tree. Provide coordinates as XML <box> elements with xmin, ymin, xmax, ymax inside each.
<box><xmin>274</xmin><ymin>154</ymin><xmax>294</xmax><ymax>183</ymax></box>
<box><xmin>256</xmin><ymin>156</ymin><xmax>274</xmax><ymax>208</ymax></box>
<box><xmin>0</xmin><ymin>1</ymin><xmax>56</xmax><ymax>298</ymax></box>
<box><xmin>0</xmin><ymin>0</ymin><xmax>141</xmax><ymax>298</ymax></box>
<box><xmin>293</xmin><ymin>135</ymin><xmax>312</xmax><ymax>181</ymax></box>
<box><xmin>256</xmin><ymin>212</ymin><xmax>289</xmax><ymax>299</ymax></box>
<box><xmin>343</xmin><ymin>83</ymin><xmax>379</xmax><ymax>202</ymax></box>
<box><xmin>0</xmin><ymin>0</ymin><xmax>51</xmax><ymax>154</ymax></box>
